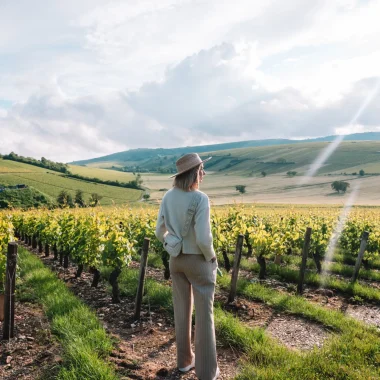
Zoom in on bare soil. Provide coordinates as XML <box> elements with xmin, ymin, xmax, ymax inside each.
<box><xmin>345</xmin><ymin>305</ymin><xmax>380</xmax><ymax>329</ymax></box>
<box><xmin>0</xmin><ymin>302</ymin><xmax>62</xmax><ymax>380</ymax></box>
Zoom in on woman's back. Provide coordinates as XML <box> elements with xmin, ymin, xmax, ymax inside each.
<box><xmin>156</xmin><ymin>187</ymin><xmax>215</xmax><ymax>261</ymax></box>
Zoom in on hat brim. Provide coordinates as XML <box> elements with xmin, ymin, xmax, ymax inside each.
<box><xmin>169</xmin><ymin>156</ymin><xmax>212</xmax><ymax>178</ymax></box>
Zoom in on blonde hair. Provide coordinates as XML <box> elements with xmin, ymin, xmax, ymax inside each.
<box><xmin>173</xmin><ymin>164</ymin><xmax>201</xmax><ymax>191</ymax></box>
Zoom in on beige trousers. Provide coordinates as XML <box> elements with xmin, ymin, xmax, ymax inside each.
<box><xmin>170</xmin><ymin>253</ymin><xmax>218</xmax><ymax>380</ymax></box>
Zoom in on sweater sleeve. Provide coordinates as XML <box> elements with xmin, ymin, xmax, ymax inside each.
<box><xmin>194</xmin><ymin>195</ymin><xmax>215</xmax><ymax>261</ymax></box>
<box><xmin>155</xmin><ymin>203</ymin><xmax>167</xmax><ymax>243</ymax></box>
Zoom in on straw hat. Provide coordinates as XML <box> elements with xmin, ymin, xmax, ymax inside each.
<box><xmin>169</xmin><ymin>153</ymin><xmax>212</xmax><ymax>178</ymax></box>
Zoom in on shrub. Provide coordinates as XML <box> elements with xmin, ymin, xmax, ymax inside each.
<box><xmin>331</xmin><ymin>181</ymin><xmax>350</xmax><ymax>193</ymax></box>
<box><xmin>235</xmin><ymin>185</ymin><xmax>246</xmax><ymax>194</ymax></box>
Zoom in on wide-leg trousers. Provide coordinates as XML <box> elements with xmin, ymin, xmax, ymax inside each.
<box><xmin>169</xmin><ymin>253</ymin><xmax>218</xmax><ymax>380</ymax></box>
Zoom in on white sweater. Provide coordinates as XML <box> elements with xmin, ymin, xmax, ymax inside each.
<box><xmin>155</xmin><ymin>187</ymin><xmax>216</xmax><ymax>262</ymax></box>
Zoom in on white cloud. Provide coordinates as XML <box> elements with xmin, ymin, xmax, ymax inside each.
<box><xmin>1</xmin><ymin>0</ymin><xmax>380</xmax><ymax>161</ymax></box>
<box><xmin>2</xmin><ymin>46</ymin><xmax>379</xmax><ymax>162</ymax></box>
<box><xmin>0</xmin><ymin>87</ymin><xmax>170</xmax><ymax>161</ymax></box>
<box><xmin>335</xmin><ymin>124</ymin><xmax>380</xmax><ymax>135</ymax></box>
<box><xmin>127</xmin><ymin>44</ymin><xmax>380</xmax><ymax>138</ymax></box>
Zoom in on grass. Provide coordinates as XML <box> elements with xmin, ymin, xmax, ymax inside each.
<box><xmin>239</xmin><ymin>260</ymin><xmax>380</xmax><ymax>303</ymax></box>
<box><xmin>333</xmin><ymin>252</ymin><xmax>380</xmax><ymax>270</ymax></box>
<box><xmin>17</xmin><ymin>247</ymin><xmax>117</xmax><ymax>379</ymax></box>
<box><xmin>0</xmin><ymin>159</ymin><xmax>141</xmax><ymax>206</ymax></box>
<box><xmin>216</xmin><ymin>274</ymin><xmax>380</xmax><ymax>379</ymax></box>
<box><xmin>218</xmin><ymin>274</ymin><xmax>360</xmax><ymax>332</ymax></box>
<box><xmin>216</xmin><ymin>307</ymin><xmax>380</xmax><ymax>380</ymax></box>
<box><xmin>284</xmin><ymin>255</ymin><xmax>380</xmax><ymax>283</ymax></box>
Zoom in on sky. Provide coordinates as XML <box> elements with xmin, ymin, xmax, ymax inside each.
<box><xmin>1</xmin><ymin>0</ymin><xmax>380</xmax><ymax>162</ymax></box>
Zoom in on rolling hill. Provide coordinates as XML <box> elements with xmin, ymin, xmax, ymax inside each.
<box><xmin>72</xmin><ymin>132</ymin><xmax>380</xmax><ymax>168</ymax></box>
<box><xmin>204</xmin><ymin>141</ymin><xmax>380</xmax><ymax>176</ymax></box>
<box><xmin>0</xmin><ymin>159</ymin><xmax>142</xmax><ymax>207</ymax></box>
<box><xmin>72</xmin><ymin>134</ymin><xmax>380</xmax><ymax>177</ymax></box>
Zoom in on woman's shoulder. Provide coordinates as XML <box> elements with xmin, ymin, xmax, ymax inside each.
<box><xmin>164</xmin><ymin>188</ymin><xmax>209</xmax><ymax>202</ymax></box>
<box><xmin>194</xmin><ymin>190</ymin><xmax>210</xmax><ymax>206</ymax></box>
<box><xmin>195</xmin><ymin>189</ymin><xmax>208</xmax><ymax>199</ymax></box>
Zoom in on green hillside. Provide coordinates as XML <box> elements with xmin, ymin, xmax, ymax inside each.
<box><xmin>205</xmin><ymin>141</ymin><xmax>380</xmax><ymax>176</ymax></box>
<box><xmin>68</xmin><ymin>165</ymin><xmax>135</xmax><ymax>182</ymax></box>
<box><xmin>0</xmin><ymin>187</ymin><xmax>53</xmax><ymax>209</ymax></box>
<box><xmin>0</xmin><ymin>159</ymin><xmax>142</xmax><ymax>206</ymax></box>
<box><xmin>72</xmin><ymin>140</ymin><xmax>380</xmax><ymax>177</ymax></box>
<box><xmin>71</xmin><ymin>132</ymin><xmax>380</xmax><ymax>174</ymax></box>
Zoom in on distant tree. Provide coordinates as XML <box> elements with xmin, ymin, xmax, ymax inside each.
<box><xmin>287</xmin><ymin>171</ymin><xmax>297</xmax><ymax>177</ymax></box>
<box><xmin>261</xmin><ymin>171</ymin><xmax>267</xmax><ymax>177</ymax></box>
<box><xmin>331</xmin><ymin>181</ymin><xmax>350</xmax><ymax>193</ymax></box>
<box><xmin>57</xmin><ymin>190</ymin><xmax>73</xmax><ymax>207</ymax></box>
<box><xmin>276</xmin><ymin>157</ymin><xmax>287</xmax><ymax>163</ymax></box>
<box><xmin>359</xmin><ymin>169</ymin><xmax>365</xmax><ymax>176</ymax></box>
<box><xmin>75</xmin><ymin>189</ymin><xmax>86</xmax><ymax>207</ymax></box>
<box><xmin>143</xmin><ymin>194</ymin><xmax>150</xmax><ymax>201</ymax></box>
<box><xmin>89</xmin><ymin>193</ymin><xmax>102</xmax><ymax>207</ymax></box>
<box><xmin>136</xmin><ymin>173</ymin><xmax>143</xmax><ymax>187</ymax></box>
<box><xmin>235</xmin><ymin>185</ymin><xmax>246</xmax><ymax>194</ymax></box>
<box><xmin>3</xmin><ymin>152</ymin><xmax>70</xmax><ymax>173</ymax></box>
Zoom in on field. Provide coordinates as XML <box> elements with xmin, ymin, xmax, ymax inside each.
<box><xmin>142</xmin><ymin>171</ymin><xmax>380</xmax><ymax>205</ymax></box>
<box><xmin>69</xmin><ymin>164</ymin><xmax>135</xmax><ymax>182</ymax></box>
<box><xmin>1</xmin><ymin>205</ymin><xmax>380</xmax><ymax>379</ymax></box>
<box><xmin>0</xmin><ymin>159</ymin><xmax>142</xmax><ymax>206</ymax></box>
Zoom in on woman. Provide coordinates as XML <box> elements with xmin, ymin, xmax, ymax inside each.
<box><xmin>155</xmin><ymin>153</ymin><xmax>219</xmax><ymax>380</ymax></box>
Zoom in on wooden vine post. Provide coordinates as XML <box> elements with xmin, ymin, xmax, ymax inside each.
<box><xmin>228</xmin><ymin>234</ymin><xmax>244</xmax><ymax>303</ymax></box>
<box><xmin>351</xmin><ymin>231</ymin><xmax>369</xmax><ymax>283</ymax></box>
<box><xmin>297</xmin><ymin>227</ymin><xmax>312</xmax><ymax>295</ymax></box>
<box><xmin>2</xmin><ymin>242</ymin><xmax>18</xmax><ymax>340</ymax></box>
<box><xmin>32</xmin><ymin>236</ymin><xmax>37</xmax><ymax>249</ymax></box>
<box><xmin>45</xmin><ymin>243</ymin><xmax>50</xmax><ymax>257</ymax></box>
<box><xmin>134</xmin><ymin>238</ymin><xmax>150</xmax><ymax>321</ymax></box>
<box><xmin>53</xmin><ymin>244</ymin><xmax>58</xmax><ymax>260</ymax></box>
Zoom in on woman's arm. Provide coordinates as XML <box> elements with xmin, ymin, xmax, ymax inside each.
<box><xmin>194</xmin><ymin>195</ymin><xmax>216</xmax><ymax>262</ymax></box>
<box><xmin>155</xmin><ymin>205</ymin><xmax>167</xmax><ymax>243</ymax></box>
